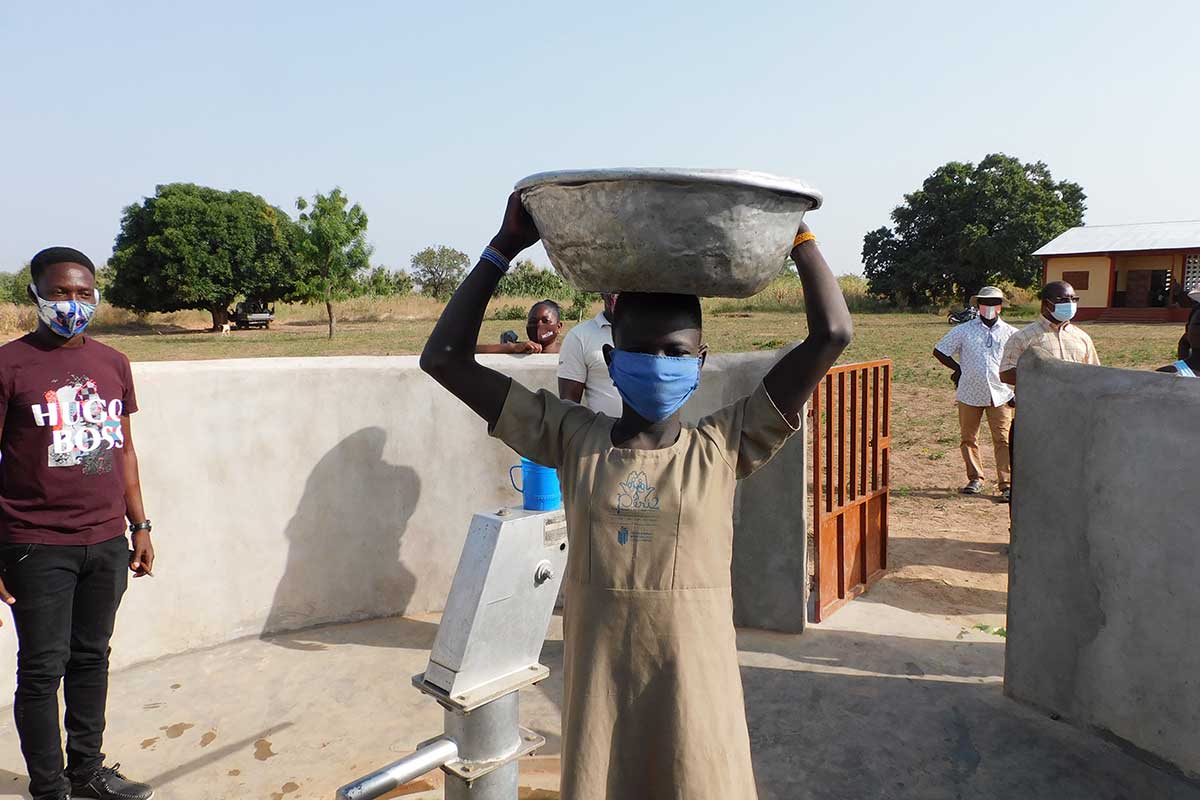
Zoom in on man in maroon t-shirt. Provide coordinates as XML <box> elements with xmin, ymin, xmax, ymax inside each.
<box><xmin>0</xmin><ymin>248</ymin><xmax>155</xmax><ymax>800</ymax></box>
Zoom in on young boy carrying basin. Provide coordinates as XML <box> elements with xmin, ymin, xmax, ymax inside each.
<box><xmin>420</xmin><ymin>193</ymin><xmax>852</xmax><ymax>799</ymax></box>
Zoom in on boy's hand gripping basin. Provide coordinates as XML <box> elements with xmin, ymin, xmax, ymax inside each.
<box><xmin>337</xmin><ymin>507</ymin><xmax>568</xmax><ymax>800</ymax></box>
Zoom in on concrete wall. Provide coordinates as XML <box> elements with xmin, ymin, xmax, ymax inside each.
<box><xmin>1005</xmin><ymin>354</ymin><xmax>1200</xmax><ymax>780</ymax></box>
<box><xmin>1045</xmin><ymin>255</ymin><xmax>1110</xmax><ymax>307</ymax></box>
<box><xmin>0</xmin><ymin>353</ymin><xmax>806</xmax><ymax>701</ymax></box>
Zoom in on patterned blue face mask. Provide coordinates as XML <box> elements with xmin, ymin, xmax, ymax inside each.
<box><xmin>607</xmin><ymin>350</ymin><xmax>702</xmax><ymax>422</ymax></box>
<box><xmin>30</xmin><ymin>284</ymin><xmax>99</xmax><ymax>338</ymax></box>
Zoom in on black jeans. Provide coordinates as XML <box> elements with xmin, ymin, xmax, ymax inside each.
<box><xmin>0</xmin><ymin>535</ymin><xmax>128</xmax><ymax>798</ymax></box>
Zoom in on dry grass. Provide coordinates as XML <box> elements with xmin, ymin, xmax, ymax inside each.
<box><xmin>49</xmin><ymin>295</ymin><xmax>557</xmax><ymax>334</ymax></box>
<box><xmin>0</xmin><ymin>304</ymin><xmax>37</xmax><ymax>333</ymax></box>
<box><xmin>0</xmin><ymin>295</ymin><xmax>561</xmax><ymax>341</ymax></box>
<box><xmin>706</xmin><ymin>274</ymin><xmax>887</xmax><ymax>315</ymax></box>
<box><xmin>0</xmin><ymin>291</ymin><xmax>1183</xmax><ymax>385</ymax></box>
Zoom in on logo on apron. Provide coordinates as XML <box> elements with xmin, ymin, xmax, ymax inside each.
<box><xmin>617</xmin><ymin>470</ymin><xmax>660</xmax><ymax>512</ymax></box>
<box><xmin>616</xmin><ymin>525</ymin><xmax>653</xmax><ymax>545</ymax></box>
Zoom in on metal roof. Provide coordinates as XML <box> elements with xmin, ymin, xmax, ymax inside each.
<box><xmin>1033</xmin><ymin>220</ymin><xmax>1200</xmax><ymax>256</ymax></box>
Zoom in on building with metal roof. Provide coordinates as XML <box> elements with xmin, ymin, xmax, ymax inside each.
<box><xmin>1033</xmin><ymin>220</ymin><xmax>1200</xmax><ymax>322</ymax></box>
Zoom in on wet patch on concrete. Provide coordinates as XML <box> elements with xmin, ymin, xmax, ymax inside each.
<box><xmin>140</xmin><ymin>737</ymin><xmax>158</xmax><ymax>750</ymax></box>
<box><xmin>254</xmin><ymin>739</ymin><xmax>277</xmax><ymax>761</ymax></box>
<box><xmin>161</xmin><ymin>722</ymin><xmax>194</xmax><ymax>739</ymax></box>
<box><xmin>269</xmin><ymin>781</ymin><xmax>300</xmax><ymax>800</ymax></box>
<box><xmin>227</xmin><ymin>769</ymin><xmax>240</xmax><ymax>777</ymax></box>
<box><xmin>200</xmin><ymin>730</ymin><xmax>217</xmax><ymax>747</ymax></box>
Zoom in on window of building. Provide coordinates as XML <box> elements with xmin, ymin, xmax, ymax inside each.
<box><xmin>1185</xmin><ymin>254</ymin><xmax>1200</xmax><ymax>291</ymax></box>
<box><xmin>1063</xmin><ymin>271</ymin><xmax>1090</xmax><ymax>290</ymax></box>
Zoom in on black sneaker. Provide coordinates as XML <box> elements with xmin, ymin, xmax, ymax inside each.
<box><xmin>71</xmin><ymin>763</ymin><xmax>154</xmax><ymax>800</ymax></box>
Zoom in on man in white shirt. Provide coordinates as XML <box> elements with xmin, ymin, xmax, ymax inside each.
<box><xmin>557</xmin><ymin>293</ymin><xmax>623</xmax><ymax>417</ymax></box>
<box><xmin>933</xmin><ymin>286</ymin><xmax>1017</xmax><ymax>501</ymax></box>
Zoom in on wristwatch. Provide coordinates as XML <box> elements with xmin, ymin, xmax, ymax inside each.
<box><xmin>129</xmin><ymin>519</ymin><xmax>152</xmax><ymax>534</ymax></box>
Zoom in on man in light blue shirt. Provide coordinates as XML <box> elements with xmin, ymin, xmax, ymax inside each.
<box><xmin>932</xmin><ymin>286</ymin><xmax>1016</xmax><ymax>501</ymax></box>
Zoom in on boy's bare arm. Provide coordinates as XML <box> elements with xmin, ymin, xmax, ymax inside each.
<box><xmin>762</xmin><ymin>221</ymin><xmax>854</xmax><ymax>418</ymax></box>
<box><xmin>420</xmin><ymin>194</ymin><xmax>540</xmax><ymax>426</ymax></box>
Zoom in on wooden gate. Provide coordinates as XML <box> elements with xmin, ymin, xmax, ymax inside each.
<box><xmin>809</xmin><ymin>360</ymin><xmax>892</xmax><ymax>621</ymax></box>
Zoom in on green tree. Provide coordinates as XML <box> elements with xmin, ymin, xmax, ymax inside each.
<box><xmin>496</xmin><ymin>260</ymin><xmax>571</xmax><ymax>298</ymax></box>
<box><xmin>863</xmin><ymin>154</ymin><xmax>1086</xmax><ymax>305</ymax></box>
<box><xmin>95</xmin><ymin>263</ymin><xmax>116</xmax><ymax>294</ymax></box>
<box><xmin>355</xmin><ymin>266</ymin><xmax>414</xmax><ymax>297</ymax></box>
<box><xmin>293</xmin><ymin>188</ymin><xmax>372</xmax><ymax>338</ymax></box>
<box><xmin>392</xmin><ymin>270</ymin><xmax>414</xmax><ymax>297</ymax></box>
<box><xmin>357</xmin><ymin>266</ymin><xmax>395</xmax><ymax>297</ymax></box>
<box><xmin>411</xmin><ymin>245</ymin><xmax>469</xmax><ymax>299</ymax></box>
<box><xmin>108</xmin><ymin>183</ymin><xmax>302</xmax><ymax>329</ymax></box>
<box><xmin>567</xmin><ymin>289</ymin><xmax>600</xmax><ymax>321</ymax></box>
<box><xmin>1</xmin><ymin>265</ymin><xmax>33</xmax><ymax>304</ymax></box>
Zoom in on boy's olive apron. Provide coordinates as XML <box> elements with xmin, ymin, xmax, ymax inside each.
<box><xmin>493</xmin><ymin>382</ymin><xmax>798</xmax><ymax>800</ymax></box>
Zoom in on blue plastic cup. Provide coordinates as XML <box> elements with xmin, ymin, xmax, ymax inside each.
<box><xmin>509</xmin><ymin>457</ymin><xmax>562</xmax><ymax>511</ymax></box>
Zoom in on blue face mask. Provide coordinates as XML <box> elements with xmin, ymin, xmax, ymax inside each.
<box><xmin>1051</xmin><ymin>301</ymin><xmax>1077</xmax><ymax>323</ymax></box>
<box><xmin>607</xmin><ymin>350</ymin><xmax>702</xmax><ymax>423</ymax></box>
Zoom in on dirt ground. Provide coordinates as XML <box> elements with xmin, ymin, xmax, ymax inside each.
<box><xmin>857</xmin><ymin>383</ymin><xmax>1011</xmax><ymax>631</ymax></box>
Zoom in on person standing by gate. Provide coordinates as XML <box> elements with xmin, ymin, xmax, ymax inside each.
<box><xmin>933</xmin><ymin>286</ymin><xmax>1017</xmax><ymax>501</ymax></box>
<box><xmin>0</xmin><ymin>248</ymin><xmax>155</xmax><ymax>800</ymax></box>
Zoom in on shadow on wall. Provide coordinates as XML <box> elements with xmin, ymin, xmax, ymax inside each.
<box><xmin>261</xmin><ymin>427</ymin><xmax>431</xmax><ymax>650</ymax></box>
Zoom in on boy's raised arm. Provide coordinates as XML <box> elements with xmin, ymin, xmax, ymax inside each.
<box><xmin>420</xmin><ymin>194</ymin><xmax>540</xmax><ymax>426</ymax></box>
<box><xmin>762</xmin><ymin>221</ymin><xmax>854</xmax><ymax>419</ymax></box>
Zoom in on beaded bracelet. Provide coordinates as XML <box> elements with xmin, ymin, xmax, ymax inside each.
<box><xmin>481</xmin><ymin>246</ymin><xmax>511</xmax><ymax>274</ymax></box>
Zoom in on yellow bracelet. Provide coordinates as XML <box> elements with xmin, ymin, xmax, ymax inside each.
<box><xmin>793</xmin><ymin>231</ymin><xmax>817</xmax><ymax>248</ymax></box>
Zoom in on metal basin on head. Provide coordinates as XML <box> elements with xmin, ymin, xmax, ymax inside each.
<box><xmin>516</xmin><ymin>168</ymin><xmax>822</xmax><ymax>298</ymax></box>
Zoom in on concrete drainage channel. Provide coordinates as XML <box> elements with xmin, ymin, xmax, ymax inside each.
<box><xmin>337</xmin><ymin>508</ymin><xmax>568</xmax><ymax>800</ymax></box>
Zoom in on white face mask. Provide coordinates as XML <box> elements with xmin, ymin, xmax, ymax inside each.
<box><xmin>978</xmin><ymin>305</ymin><xmax>1000</xmax><ymax>320</ymax></box>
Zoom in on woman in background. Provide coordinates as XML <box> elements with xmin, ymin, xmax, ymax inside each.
<box><xmin>477</xmin><ymin>299</ymin><xmax>564</xmax><ymax>354</ymax></box>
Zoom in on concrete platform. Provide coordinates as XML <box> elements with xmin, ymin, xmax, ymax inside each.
<box><xmin>1</xmin><ymin>602</ymin><xmax>1197</xmax><ymax>800</ymax></box>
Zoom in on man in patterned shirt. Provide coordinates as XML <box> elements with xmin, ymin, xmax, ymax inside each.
<box><xmin>999</xmin><ymin>280</ymin><xmax>1100</xmax><ymax>386</ymax></box>
<box><xmin>934</xmin><ymin>286</ymin><xmax>1017</xmax><ymax>501</ymax></box>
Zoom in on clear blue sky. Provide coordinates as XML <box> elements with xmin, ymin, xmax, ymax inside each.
<box><xmin>2</xmin><ymin>1</ymin><xmax>1198</xmax><ymax>277</ymax></box>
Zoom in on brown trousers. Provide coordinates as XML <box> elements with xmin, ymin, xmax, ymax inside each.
<box><xmin>957</xmin><ymin>402</ymin><xmax>1013</xmax><ymax>490</ymax></box>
